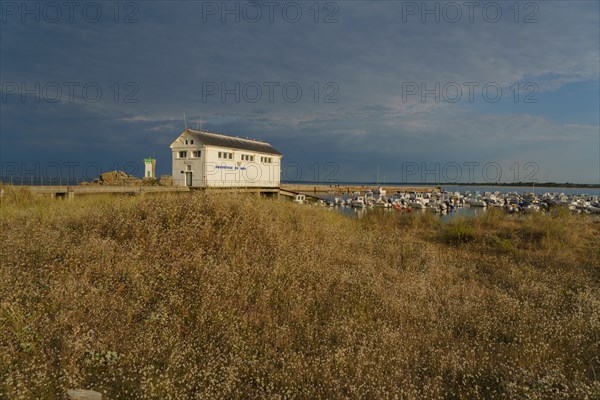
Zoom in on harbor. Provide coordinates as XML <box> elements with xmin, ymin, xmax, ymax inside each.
<box><xmin>288</xmin><ymin>185</ymin><xmax>600</xmax><ymax>216</ymax></box>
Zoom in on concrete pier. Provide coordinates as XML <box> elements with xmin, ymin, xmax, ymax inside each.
<box><xmin>10</xmin><ymin>183</ymin><xmax>435</xmax><ymax>201</ymax></box>
<box><xmin>25</xmin><ymin>185</ymin><xmax>190</xmax><ymax>198</ymax></box>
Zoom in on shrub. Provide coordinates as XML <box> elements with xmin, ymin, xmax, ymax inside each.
<box><xmin>444</xmin><ymin>219</ymin><xmax>477</xmax><ymax>244</ymax></box>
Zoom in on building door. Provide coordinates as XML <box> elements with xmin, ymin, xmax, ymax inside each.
<box><xmin>185</xmin><ymin>172</ymin><xmax>192</xmax><ymax>186</ymax></box>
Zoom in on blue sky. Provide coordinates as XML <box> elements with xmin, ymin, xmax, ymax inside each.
<box><xmin>1</xmin><ymin>0</ymin><xmax>599</xmax><ymax>183</ymax></box>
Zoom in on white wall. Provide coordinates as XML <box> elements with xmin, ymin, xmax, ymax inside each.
<box><xmin>203</xmin><ymin>146</ymin><xmax>281</xmax><ymax>187</ymax></box>
<box><xmin>170</xmin><ymin>134</ymin><xmax>281</xmax><ymax>187</ymax></box>
<box><xmin>171</xmin><ymin>133</ymin><xmax>205</xmax><ymax>187</ymax></box>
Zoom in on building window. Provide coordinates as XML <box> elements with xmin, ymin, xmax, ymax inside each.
<box><xmin>185</xmin><ymin>139</ymin><xmax>188</xmax><ymax>145</ymax></box>
<box><xmin>193</xmin><ymin>150</ymin><xmax>201</xmax><ymax>158</ymax></box>
<box><xmin>241</xmin><ymin>154</ymin><xmax>254</xmax><ymax>161</ymax></box>
<box><xmin>178</xmin><ymin>151</ymin><xmax>187</xmax><ymax>158</ymax></box>
<box><xmin>261</xmin><ymin>156</ymin><xmax>272</xmax><ymax>163</ymax></box>
<box><xmin>190</xmin><ymin>140</ymin><xmax>194</xmax><ymax>144</ymax></box>
<box><xmin>186</xmin><ymin>165</ymin><xmax>192</xmax><ymax>171</ymax></box>
<box><xmin>218</xmin><ymin>151</ymin><xmax>233</xmax><ymax>160</ymax></box>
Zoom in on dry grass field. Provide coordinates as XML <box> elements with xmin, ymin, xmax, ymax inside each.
<box><xmin>1</xmin><ymin>187</ymin><xmax>599</xmax><ymax>399</ymax></box>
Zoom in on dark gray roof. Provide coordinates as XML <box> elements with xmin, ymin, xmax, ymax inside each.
<box><xmin>185</xmin><ymin>129</ymin><xmax>282</xmax><ymax>155</ymax></box>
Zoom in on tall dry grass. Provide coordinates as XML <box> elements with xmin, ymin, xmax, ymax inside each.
<box><xmin>1</xmin><ymin>188</ymin><xmax>599</xmax><ymax>399</ymax></box>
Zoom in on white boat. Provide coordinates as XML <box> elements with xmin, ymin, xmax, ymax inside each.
<box><xmin>294</xmin><ymin>194</ymin><xmax>307</xmax><ymax>204</ymax></box>
<box><xmin>587</xmin><ymin>204</ymin><xmax>600</xmax><ymax>214</ymax></box>
<box><xmin>408</xmin><ymin>200</ymin><xmax>427</xmax><ymax>209</ymax></box>
<box><xmin>467</xmin><ymin>198</ymin><xmax>487</xmax><ymax>207</ymax></box>
<box><xmin>523</xmin><ymin>204</ymin><xmax>540</xmax><ymax>213</ymax></box>
<box><xmin>373</xmin><ymin>199</ymin><xmax>391</xmax><ymax>208</ymax></box>
<box><xmin>374</xmin><ymin>187</ymin><xmax>387</xmax><ymax>200</ymax></box>
<box><xmin>351</xmin><ymin>196</ymin><xmax>366</xmax><ymax>208</ymax></box>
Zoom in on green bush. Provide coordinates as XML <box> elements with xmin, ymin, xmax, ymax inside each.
<box><xmin>444</xmin><ymin>219</ymin><xmax>476</xmax><ymax>244</ymax></box>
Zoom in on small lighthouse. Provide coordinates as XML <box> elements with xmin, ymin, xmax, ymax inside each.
<box><xmin>143</xmin><ymin>158</ymin><xmax>156</xmax><ymax>178</ymax></box>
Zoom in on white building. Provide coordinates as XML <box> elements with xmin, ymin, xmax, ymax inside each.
<box><xmin>143</xmin><ymin>157</ymin><xmax>156</xmax><ymax>178</ymax></box>
<box><xmin>170</xmin><ymin>128</ymin><xmax>282</xmax><ymax>187</ymax></box>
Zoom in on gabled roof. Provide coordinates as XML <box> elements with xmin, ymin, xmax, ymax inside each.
<box><xmin>178</xmin><ymin>129</ymin><xmax>282</xmax><ymax>156</ymax></box>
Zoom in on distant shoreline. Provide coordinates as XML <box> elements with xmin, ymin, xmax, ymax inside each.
<box><xmin>284</xmin><ymin>181</ymin><xmax>600</xmax><ymax>189</ymax></box>
<box><xmin>437</xmin><ymin>182</ymin><xmax>600</xmax><ymax>189</ymax></box>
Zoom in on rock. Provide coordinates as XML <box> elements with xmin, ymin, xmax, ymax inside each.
<box><xmin>159</xmin><ymin>175</ymin><xmax>173</xmax><ymax>186</ymax></box>
<box><xmin>96</xmin><ymin>170</ymin><xmax>140</xmax><ymax>186</ymax></box>
<box><xmin>142</xmin><ymin>177</ymin><xmax>159</xmax><ymax>186</ymax></box>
